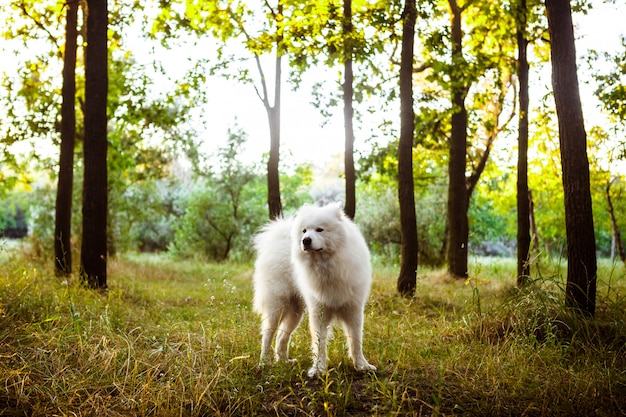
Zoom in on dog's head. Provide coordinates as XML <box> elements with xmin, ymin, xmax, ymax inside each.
<box><xmin>294</xmin><ymin>203</ymin><xmax>346</xmax><ymax>254</ymax></box>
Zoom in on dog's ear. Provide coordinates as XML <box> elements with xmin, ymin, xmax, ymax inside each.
<box><xmin>331</xmin><ymin>201</ymin><xmax>344</xmax><ymax>219</ymax></box>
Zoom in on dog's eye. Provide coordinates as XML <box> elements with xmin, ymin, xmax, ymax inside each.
<box><xmin>302</xmin><ymin>229</ymin><xmax>307</xmax><ymax>233</ymax></box>
<box><xmin>316</xmin><ymin>228</ymin><xmax>324</xmax><ymax>233</ymax></box>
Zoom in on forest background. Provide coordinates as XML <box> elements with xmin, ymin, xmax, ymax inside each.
<box><xmin>2</xmin><ymin>0</ymin><xmax>626</xmax><ymax>415</ymax></box>
<box><xmin>1</xmin><ymin>0</ymin><xmax>626</xmax><ymax>277</ymax></box>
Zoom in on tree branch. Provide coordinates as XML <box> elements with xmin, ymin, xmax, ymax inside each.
<box><xmin>226</xmin><ymin>5</ymin><xmax>271</xmax><ymax>108</ymax></box>
<box><xmin>19</xmin><ymin>3</ymin><xmax>62</xmax><ymax>55</ymax></box>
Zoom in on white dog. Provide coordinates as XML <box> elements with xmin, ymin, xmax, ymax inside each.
<box><xmin>252</xmin><ymin>203</ymin><xmax>376</xmax><ymax>377</ymax></box>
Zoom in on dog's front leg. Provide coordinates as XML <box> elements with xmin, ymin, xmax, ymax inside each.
<box><xmin>307</xmin><ymin>304</ymin><xmax>331</xmax><ymax>377</ymax></box>
<box><xmin>341</xmin><ymin>308</ymin><xmax>377</xmax><ymax>372</ymax></box>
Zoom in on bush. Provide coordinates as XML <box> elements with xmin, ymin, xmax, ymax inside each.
<box><xmin>171</xmin><ymin>177</ymin><xmax>266</xmax><ymax>261</ymax></box>
<box><xmin>113</xmin><ymin>178</ymin><xmax>183</xmax><ymax>253</ymax></box>
<box><xmin>0</xmin><ymin>194</ymin><xmax>29</xmax><ymax>238</ymax></box>
<box><xmin>357</xmin><ymin>178</ymin><xmax>447</xmax><ymax>267</ymax></box>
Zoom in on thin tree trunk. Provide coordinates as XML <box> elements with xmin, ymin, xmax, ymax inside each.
<box><xmin>397</xmin><ymin>0</ymin><xmax>418</xmax><ymax>296</ymax></box>
<box><xmin>516</xmin><ymin>0</ymin><xmax>531</xmax><ymax>285</ymax></box>
<box><xmin>446</xmin><ymin>0</ymin><xmax>469</xmax><ymax>279</ymax></box>
<box><xmin>343</xmin><ymin>0</ymin><xmax>356</xmax><ymax>220</ymax></box>
<box><xmin>81</xmin><ymin>0</ymin><xmax>108</xmax><ymax>289</ymax></box>
<box><xmin>266</xmin><ymin>5</ymin><xmax>283</xmax><ymax>220</ymax></box>
<box><xmin>528</xmin><ymin>188</ymin><xmax>539</xmax><ymax>254</ymax></box>
<box><xmin>231</xmin><ymin>4</ymin><xmax>283</xmax><ymax>220</ymax></box>
<box><xmin>54</xmin><ymin>0</ymin><xmax>78</xmax><ymax>277</ymax></box>
<box><xmin>267</xmin><ymin>98</ymin><xmax>282</xmax><ymax>219</ymax></box>
<box><xmin>545</xmin><ymin>0</ymin><xmax>597</xmax><ymax>316</ymax></box>
<box><xmin>606</xmin><ymin>178</ymin><xmax>626</xmax><ymax>265</ymax></box>
<box><xmin>465</xmin><ymin>133</ymin><xmax>496</xmax><ymax>206</ymax></box>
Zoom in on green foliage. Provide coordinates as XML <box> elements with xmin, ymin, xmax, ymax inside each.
<box><xmin>278</xmin><ymin>162</ymin><xmax>315</xmax><ymax>213</ymax></box>
<box><xmin>357</xmin><ymin>170</ymin><xmax>447</xmax><ymax>267</ymax></box>
<box><xmin>0</xmin><ymin>0</ymin><xmax>624</xmax><ymax>277</ymax></box>
<box><xmin>113</xmin><ymin>178</ymin><xmax>184</xmax><ymax>253</ymax></box>
<box><xmin>0</xmin><ymin>192</ymin><xmax>29</xmax><ymax>238</ymax></box>
<box><xmin>468</xmin><ymin>165</ymin><xmax>516</xmax><ymax>247</ymax></box>
<box><xmin>171</xmin><ymin>177</ymin><xmax>263</xmax><ymax>261</ymax></box>
<box><xmin>24</xmin><ymin>177</ymin><xmax>82</xmax><ymax>261</ymax></box>
<box><xmin>171</xmin><ymin>127</ymin><xmax>266</xmax><ymax>261</ymax></box>
<box><xmin>590</xmin><ymin>37</ymin><xmax>626</xmax><ymax>122</ymax></box>
<box><xmin>356</xmin><ymin>179</ymin><xmax>401</xmax><ymax>264</ymax></box>
<box><xmin>1</xmin><ymin>0</ymin><xmax>202</xmax><ymax>210</ymax></box>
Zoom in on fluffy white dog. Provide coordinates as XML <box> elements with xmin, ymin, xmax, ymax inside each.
<box><xmin>252</xmin><ymin>203</ymin><xmax>376</xmax><ymax>377</ymax></box>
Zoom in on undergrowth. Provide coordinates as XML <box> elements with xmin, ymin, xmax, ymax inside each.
<box><xmin>0</xmin><ymin>251</ymin><xmax>625</xmax><ymax>416</ymax></box>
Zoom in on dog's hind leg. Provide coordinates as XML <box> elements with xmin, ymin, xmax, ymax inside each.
<box><xmin>274</xmin><ymin>297</ymin><xmax>304</xmax><ymax>362</ymax></box>
<box><xmin>259</xmin><ymin>307</ymin><xmax>282</xmax><ymax>366</ymax></box>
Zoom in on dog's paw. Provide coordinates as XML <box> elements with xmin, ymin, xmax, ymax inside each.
<box><xmin>275</xmin><ymin>354</ymin><xmax>298</xmax><ymax>364</ymax></box>
<box><xmin>355</xmin><ymin>360</ymin><xmax>377</xmax><ymax>373</ymax></box>
<box><xmin>307</xmin><ymin>363</ymin><xmax>326</xmax><ymax>378</ymax></box>
<box><xmin>258</xmin><ymin>354</ymin><xmax>272</xmax><ymax>367</ymax></box>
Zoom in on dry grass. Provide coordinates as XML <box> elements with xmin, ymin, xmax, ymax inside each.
<box><xmin>1</xmin><ymin>251</ymin><xmax>625</xmax><ymax>416</ymax></box>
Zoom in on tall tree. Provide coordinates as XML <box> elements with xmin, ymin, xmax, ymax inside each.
<box><xmin>545</xmin><ymin>0</ymin><xmax>597</xmax><ymax>316</ymax></box>
<box><xmin>516</xmin><ymin>0</ymin><xmax>531</xmax><ymax>285</ymax></box>
<box><xmin>446</xmin><ymin>0</ymin><xmax>469</xmax><ymax>278</ymax></box>
<box><xmin>81</xmin><ymin>0</ymin><xmax>108</xmax><ymax>289</ymax></box>
<box><xmin>264</xmin><ymin>3</ymin><xmax>284</xmax><ymax>220</ymax></box>
<box><xmin>283</xmin><ymin>1</ymin><xmax>397</xmax><ymax>218</ymax></box>
<box><xmin>343</xmin><ymin>0</ymin><xmax>356</xmax><ymax>219</ymax></box>
<box><xmin>222</xmin><ymin>1</ymin><xmax>288</xmax><ymax>220</ymax></box>
<box><xmin>54</xmin><ymin>0</ymin><xmax>79</xmax><ymax>277</ymax></box>
<box><xmin>397</xmin><ymin>0</ymin><xmax>418</xmax><ymax>296</ymax></box>
<box><xmin>156</xmin><ymin>1</ymin><xmax>287</xmax><ymax>219</ymax></box>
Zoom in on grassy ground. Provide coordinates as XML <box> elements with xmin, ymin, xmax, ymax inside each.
<box><xmin>0</xmin><ymin>247</ymin><xmax>625</xmax><ymax>416</ymax></box>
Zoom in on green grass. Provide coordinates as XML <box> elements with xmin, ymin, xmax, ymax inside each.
<box><xmin>1</xmin><ymin>251</ymin><xmax>625</xmax><ymax>416</ymax></box>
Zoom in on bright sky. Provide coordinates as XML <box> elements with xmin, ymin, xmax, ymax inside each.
<box><xmin>573</xmin><ymin>3</ymin><xmax>625</xmax><ymax>120</ymax></box>
<box><xmin>1</xmin><ymin>3</ymin><xmax>624</xmax><ymax>172</ymax></box>
<box><xmin>199</xmin><ymin>68</ymin><xmax>350</xmax><ymax>167</ymax></box>
<box><xmin>192</xmin><ymin>3</ymin><xmax>626</xmax><ymax>169</ymax></box>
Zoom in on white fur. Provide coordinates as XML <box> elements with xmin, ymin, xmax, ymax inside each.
<box><xmin>252</xmin><ymin>203</ymin><xmax>376</xmax><ymax>377</ymax></box>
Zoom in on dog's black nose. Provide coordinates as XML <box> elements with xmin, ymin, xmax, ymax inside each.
<box><xmin>302</xmin><ymin>237</ymin><xmax>312</xmax><ymax>248</ymax></box>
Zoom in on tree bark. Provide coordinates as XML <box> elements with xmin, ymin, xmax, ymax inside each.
<box><xmin>80</xmin><ymin>0</ymin><xmax>108</xmax><ymax>289</ymax></box>
<box><xmin>446</xmin><ymin>0</ymin><xmax>469</xmax><ymax>279</ymax></box>
<box><xmin>343</xmin><ymin>0</ymin><xmax>356</xmax><ymax>220</ymax></box>
<box><xmin>606</xmin><ymin>178</ymin><xmax>626</xmax><ymax>265</ymax></box>
<box><xmin>54</xmin><ymin>0</ymin><xmax>78</xmax><ymax>277</ymax></box>
<box><xmin>267</xmin><ymin>99</ymin><xmax>282</xmax><ymax>220</ymax></box>
<box><xmin>516</xmin><ymin>0</ymin><xmax>531</xmax><ymax>286</ymax></box>
<box><xmin>528</xmin><ymin>188</ymin><xmax>539</xmax><ymax>254</ymax></box>
<box><xmin>545</xmin><ymin>0</ymin><xmax>597</xmax><ymax>316</ymax></box>
<box><xmin>266</xmin><ymin>5</ymin><xmax>283</xmax><ymax>220</ymax></box>
<box><xmin>397</xmin><ymin>0</ymin><xmax>418</xmax><ymax>296</ymax></box>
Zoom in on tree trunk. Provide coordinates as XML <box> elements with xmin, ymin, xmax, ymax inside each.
<box><xmin>266</xmin><ymin>6</ymin><xmax>283</xmax><ymax>220</ymax></box>
<box><xmin>545</xmin><ymin>0</ymin><xmax>597</xmax><ymax>316</ymax></box>
<box><xmin>528</xmin><ymin>188</ymin><xmax>539</xmax><ymax>254</ymax></box>
<box><xmin>397</xmin><ymin>0</ymin><xmax>418</xmax><ymax>297</ymax></box>
<box><xmin>80</xmin><ymin>0</ymin><xmax>108</xmax><ymax>289</ymax></box>
<box><xmin>54</xmin><ymin>0</ymin><xmax>78</xmax><ymax>277</ymax></box>
<box><xmin>267</xmin><ymin>100</ymin><xmax>282</xmax><ymax>220</ymax></box>
<box><xmin>516</xmin><ymin>0</ymin><xmax>531</xmax><ymax>286</ymax></box>
<box><xmin>606</xmin><ymin>178</ymin><xmax>626</xmax><ymax>265</ymax></box>
<box><xmin>446</xmin><ymin>0</ymin><xmax>469</xmax><ymax>279</ymax></box>
<box><xmin>343</xmin><ymin>0</ymin><xmax>356</xmax><ymax>220</ymax></box>
<box><xmin>465</xmin><ymin>134</ymin><xmax>495</xmax><ymax>206</ymax></box>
